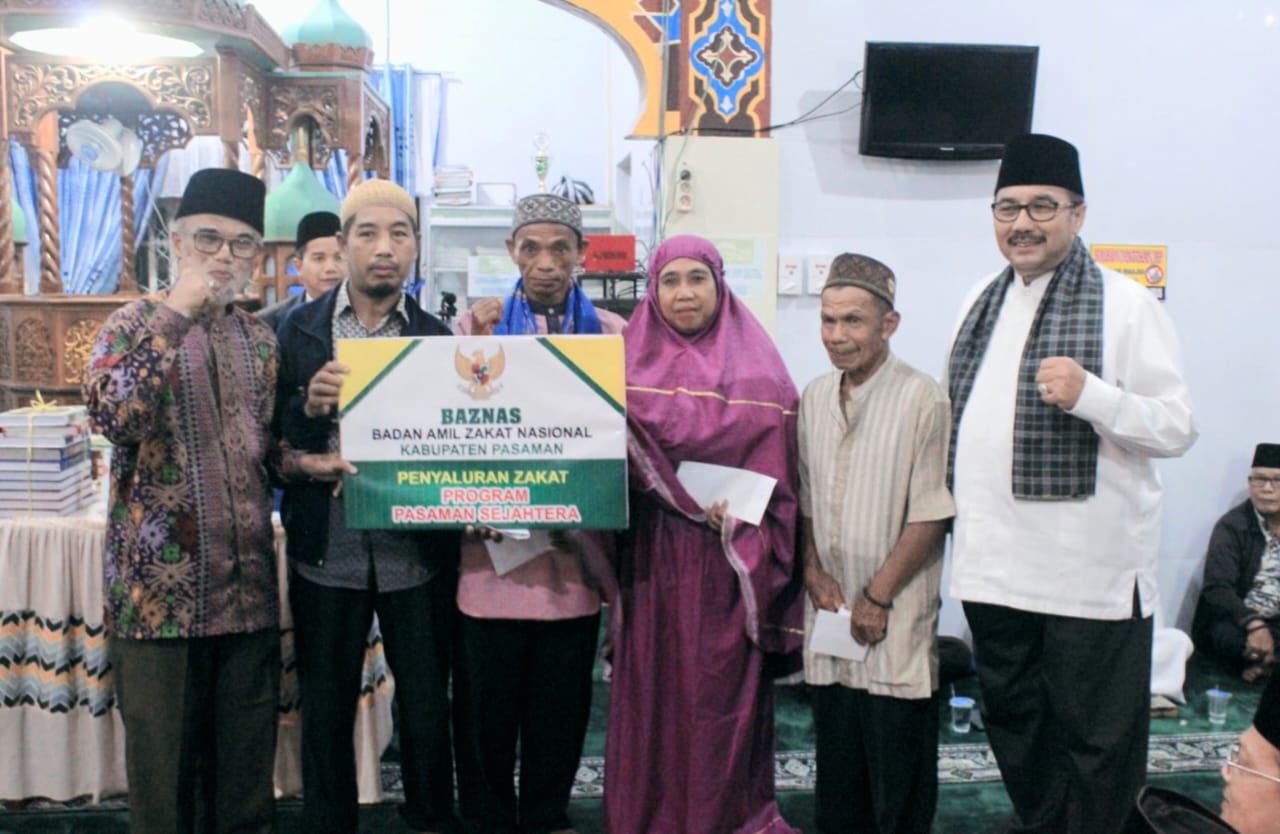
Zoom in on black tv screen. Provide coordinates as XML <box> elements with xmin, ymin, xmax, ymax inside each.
<box><xmin>858</xmin><ymin>42</ymin><xmax>1038</xmax><ymax>160</ymax></box>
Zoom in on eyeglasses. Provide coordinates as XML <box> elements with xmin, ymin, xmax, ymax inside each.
<box><xmin>1248</xmin><ymin>475</ymin><xmax>1280</xmax><ymax>489</ymax></box>
<box><xmin>991</xmin><ymin>199</ymin><xmax>1080</xmax><ymax>223</ymax></box>
<box><xmin>1224</xmin><ymin>744</ymin><xmax>1280</xmax><ymax>784</ymax></box>
<box><xmin>188</xmin><ymin>229</ymin><xmax>262</xmax><ymax>260</ymax></box>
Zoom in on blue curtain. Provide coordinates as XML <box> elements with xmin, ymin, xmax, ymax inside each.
<box><xmin>320</xmin><ymin>148</ymin><xmax>350</xmax><ymax>202</ymax></box>
<box><xmin>367</xmin><ymin>65</ymin><xmax>446</xmax><ymax>195</ymax></box>
<box><xmin>8</xmin><ymin>138</ymin><xmax>167</xmax><ymax>294</ymax></box>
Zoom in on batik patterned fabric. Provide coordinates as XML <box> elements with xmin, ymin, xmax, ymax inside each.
<box><xmin>1244</xmin><ymin>513</ymin><xmax>1280</xmax><ymax>618</ymax></box>
<box><xmin>84</xmin><ymin>299</ymin><xmax>279</xmax><ymax>640</ymax></box>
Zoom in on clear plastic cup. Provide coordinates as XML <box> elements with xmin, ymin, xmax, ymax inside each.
<box><xmin>949</xmin><ymin>695</ymin><xmax>975</xmax><ymax>734</ymax></box>
<box><xmin>1206</xmin><ymin>688</ymin><xmax>1232</xmax><ymax>726</ymax></box>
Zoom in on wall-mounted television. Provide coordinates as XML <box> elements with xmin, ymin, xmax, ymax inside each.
<box><xmin>858</xmin><ymin>42</ymin><xmax>1038</xmax><ymax>161</ymax></box>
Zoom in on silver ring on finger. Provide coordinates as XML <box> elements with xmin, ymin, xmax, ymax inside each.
<box><xmin>1037</xmin><ymin>383</ymin><xmax>1049</xmax><ymax>396</ymax></box>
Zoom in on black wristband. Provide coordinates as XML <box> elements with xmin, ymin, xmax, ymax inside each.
<box><xmin>862</xmin><ymin>585</ymin><xmax>893</xmax><ymax>610</ymax></box>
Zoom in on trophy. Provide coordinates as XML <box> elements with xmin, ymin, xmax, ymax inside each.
<box><xmin>533</xmin><ymin>132</ymin><xmax>551</xmax><ymax>192</ymax></box>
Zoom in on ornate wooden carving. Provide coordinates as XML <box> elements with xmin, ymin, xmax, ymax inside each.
<box><xmin>7</xmin><ymin>61</ymin><xmax>215</xmax><ymax>134</ymax></box>
<box><xmin>62</xmin><ymin>318</ymin><xmax>102</xmax><ymax>385</ymax></box>
<box><xmin>268</xmin><ymin>82</ymin><xmax>342</xmax><ymax>168</ymax></box>
<box><xmin>134</xmin><ymin>111</ymin><xmax>195</xmax><ymax>168</ymax></box>
<box><xmin>15</xmin><ymin>317</ymin><xmax>54</xmax><ymax>385</ymax></box>
<box><xmin>0</xmin><ymin>161</ymin><xmax>15</xmax><ymax>294</ymax></box>
<box><xmin>0</xmin><ymin>297</ymin><xmax>129</xmax><ymax>408</ymax></box>
<box><xmin>119</xmin><ymin>174</ymin><xmax>137</xmax><ymax>293</ymax></box>
<box><xmin>33</xmin><ymin>146</ymin><xmax>62</xmax><ymax>294</ymax></box>
<box><xmin>291</xmin><ymin>42</ymin><xmax>373</xmax><ymax>73</ymax></box>
<box><xmin>0</xmin><ymin>317</ymin><xmax>11</xmax><ymax>380</ymax></box>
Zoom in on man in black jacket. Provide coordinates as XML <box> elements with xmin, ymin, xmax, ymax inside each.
<box><xmin>275</xmin><ymin>179</ymin><xmax>460</xmax><ymax>833</ymax></box>
<box><xmin>1193</xmin><ymin>443</ymin><xmax>1280</xmax><ymax>683</ymax></box>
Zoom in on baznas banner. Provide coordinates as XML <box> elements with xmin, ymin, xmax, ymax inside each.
<box><xmin>337</xmin><ymin>334</ymin><xmax>628</xmax><ymax>530</ymax></box>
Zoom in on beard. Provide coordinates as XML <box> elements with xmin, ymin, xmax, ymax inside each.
<box><xmin>360</xmin><ymin>279</ymin><xmax>400</xmax><ymax>300</ymax></box>
<box><xmin>206</xmin><ymin>270</ymin><xmax>253</xmax><ymax>308</ymax></box>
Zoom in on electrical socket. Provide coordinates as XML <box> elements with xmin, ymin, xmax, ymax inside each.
<box><xmin>777</xmin><ymin>253</ymin><xmax>803</xmax><ymax>295</ymax></box>
<box><xmin>807</xmin><ymin>257</ymin><xmax>831</xmax><ymax>294</ymax></box>
<box><xmin>675</xmin><ymin>164</ymin><xmax>693</xmax><ymax>213</ymax></box>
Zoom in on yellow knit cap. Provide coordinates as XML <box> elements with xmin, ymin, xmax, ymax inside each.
<box><xmin>340</xmin><ymin>178</ymin><xmax>417</xmax><ymax>227</ymax></box>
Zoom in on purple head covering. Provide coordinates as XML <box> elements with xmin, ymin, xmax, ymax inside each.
<box><xmin>625</xmin><ymin>235</ymin><xmax>803</xmax><ymax>656</ymax></box>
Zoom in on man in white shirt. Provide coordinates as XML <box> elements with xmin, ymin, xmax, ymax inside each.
<box><xmin>945</xmin><ymin>134</ymin><xmax>1197</xmax><ymax>834</ymax></box>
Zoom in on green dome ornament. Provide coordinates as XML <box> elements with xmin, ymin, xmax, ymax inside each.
<box><xmin>264</xmin><ymin>163</ymin><xmax>340</xmax><ymax>244</ymax></box>
<box><xmin>283</xmin><ymin>0</ymin><xmax>373</xmax><ymax>72</ymax></box>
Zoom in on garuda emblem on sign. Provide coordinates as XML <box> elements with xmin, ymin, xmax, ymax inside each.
<box><xmin>455</xmin><ymin>345</ymin><xmax>506</xmax><ymax>400</ymax></box>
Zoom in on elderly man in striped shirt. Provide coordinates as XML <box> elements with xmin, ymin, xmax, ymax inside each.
<box><xmin>799</xmin><ymin>253</ymin><xmax>955</xmax><ymax>834</ymax></box>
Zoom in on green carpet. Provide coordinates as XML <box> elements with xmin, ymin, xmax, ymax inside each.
<box><xmin>0</xmin><ymin>650</ymin><xmax>1264</xmax><ymax>832</ymax></box>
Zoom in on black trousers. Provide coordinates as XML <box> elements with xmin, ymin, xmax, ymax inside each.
<box><xmin>290</xmin><ymin>572</ymin><xmax>456</xmax><ymax>833</ymax></box>
<box><xmin>453</xmin><ymin>612</ymin><xmax>600</xmax><ymax>834</ymax></box>
<box><xmin>810</xmin><ymin>684</ymin><xmax>938</xmax><ymax>834</ymax></box>
<box><xmin>1200</xmin><ymin>616</ymin><xmax>1280</xmax><ymax>672</ymax></box>
<box><xmin>110</xmin><ymin>630</ymin><xmax>280</xmax><ymax>834</ymax></box>
<box><xmin>964</xmin><ymin>601</ymin><xmax>1153</xmax><ymax>834</ymax></box>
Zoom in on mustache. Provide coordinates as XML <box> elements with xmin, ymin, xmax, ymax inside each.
<box><xmin>1007</xmin><ymin>231</ymin><xmax>1045</xmax><ymax>245</ymax></box>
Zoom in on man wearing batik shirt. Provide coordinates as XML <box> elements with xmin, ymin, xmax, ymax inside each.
<box><xmin>1194</xmin><ymin>443</ymin><xmax>1280</xmax><ymax>683</ymax></box>
<box><xmin>946</xmin><ymin>134</ymin><xmax>1197</xmax><ymax>834</ymax></box>
<box><xmin>84</xmin><ymin>168</ymin><xmax>280</xmax><ymax>834</ymax></box>
<box><xmin>452</xmin><ymin>193</ymin><xmax>624</xmax><ymax>834</ymax></box>
<box><xmin>800</xmin><ymin>254</ymin><xmax>954</xmax><ymax>834</ymax></box>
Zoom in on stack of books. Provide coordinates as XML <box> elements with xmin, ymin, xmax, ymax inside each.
<box><xmin>0</xmin><ymin>403</ymin><xmax>94</xmax><ymax>517</ymax></box>
<box><xmin>433</xmin><ymin>164</ymin><xmax>474</xmax><ymax>205</ymax></box>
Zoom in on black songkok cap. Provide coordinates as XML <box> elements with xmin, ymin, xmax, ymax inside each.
<box><xmin>175</xmin><ymin>168</ymin><xmax>265</xmax><ymax>235</ymax></box>
<box><xmin>995</xmin><ymin>134</ymin><xmax>1084</xmax><ymax>198</ymax></box>
<box><xmin>1252</xmin><ymin>443</ymin><xmax>1280</xmax><ymax>469</ymax></box>
<box><xmin>1119</xmin><ymin>786</ymin><xmax>1240</xmax><ymax>834</ymax></box>
<box><xmin>295</xmin><ymin>211</ymin><xmax>340</xmax><ymax>251</ymax></box>
<box><xmin>1257</xmin><ymin>665</ymin><xmax>1280</xmax><ymax>750</ymax></box>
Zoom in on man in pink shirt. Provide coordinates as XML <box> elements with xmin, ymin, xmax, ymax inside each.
<box><xmin>452</xmin><ymin>194</ymin><xmax>624</xmax><ymax>834</ymax></box>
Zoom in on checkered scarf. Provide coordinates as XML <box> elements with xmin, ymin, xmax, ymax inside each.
<box><xmin>947</xmin><ymin>236</ymin><xmax>1104</xmax><ymax>499</ymax></box>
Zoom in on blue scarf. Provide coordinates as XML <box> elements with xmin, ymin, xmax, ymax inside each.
<box><xmin>493</xmin><ymin>278</ymin><xmax>602</xmax><ymax>335</ymax></box>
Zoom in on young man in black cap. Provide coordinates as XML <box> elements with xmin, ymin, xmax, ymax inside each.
<box><xmin>258</xmin><ymin>210</ymin><xmax>344</xmax><ymax>333</ymax></box>
<box><xmin>274</xmin><ymin>178</ymin><xmax>460</xmax><ymax>834</ymax></box>
<box><xmin>945</xmin><ymin>134</ymin><xmax>1198</xmax><ymax>834</ymax></box>
<box><xmin>84</xmin><ymin>167</ymin><xmax>282</xmax><ymax>833</ymax></box>
<box><xmin>1194</xmin><ymin>443</ymin><xmax>1280</xmax><ymax>682</ymax></box>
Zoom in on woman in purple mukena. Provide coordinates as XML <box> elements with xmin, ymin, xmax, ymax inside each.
<box><xmin>605</xmin><ymin>235</ymin><xmax>804</xmax><ymax>834</ymax></box>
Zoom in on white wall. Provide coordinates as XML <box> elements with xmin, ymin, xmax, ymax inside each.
<box><xmin>255</xmin><ymin>0</ymin><xmax>1280</xmax><ymax>633</ymax></box>
<box><xmin>768</xmin><ymin>1</ymin><xmax>1280</xmax><ymax>635</ymax></box>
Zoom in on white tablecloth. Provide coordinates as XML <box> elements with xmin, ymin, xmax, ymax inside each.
<box><xmin>0</xmin><ymin>511</ymin><xmax>394</xmax><ymax>804</ymax></box>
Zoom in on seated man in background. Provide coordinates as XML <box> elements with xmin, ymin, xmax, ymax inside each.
<box><xmin>1193</xmin><ymin>443</ymin><xmax>1280</xmax><ymax>682</ymax></box>
<box><xmin>258</xmin><ymin>210</ymin><xmax>344</xmax><ymax>332</ymax></box>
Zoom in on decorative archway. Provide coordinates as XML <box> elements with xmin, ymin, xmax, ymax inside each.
<box><xmin>541</xmin><ymin>0</ymin><xmax>772</xmax><ymax>137</ymax></box>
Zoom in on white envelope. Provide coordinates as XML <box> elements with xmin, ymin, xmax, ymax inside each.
<box><xmin>675</xmin><ymin>461</ymin><xmax>777</xmax><ymax>526</ymax></box>
<box><xmin>484</xmin><ymin>529</ymin><xmax>553</xmax><ymax>576</ymax></box>
<box><xmin>809</xmin><ymin>607</ymin><xmax>870</xmax><ymax>662</ymax></box>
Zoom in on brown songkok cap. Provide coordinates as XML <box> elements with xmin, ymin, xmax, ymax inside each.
<box><xmin>996</xmin><ymin>133</ymin><xmax>1084</xmax><ymax>198</ymax></box>
<box><xmin>822</xmin><ymin>253</ymin><xmax>896</xmax><ymax>309</ymax></box>
<box><xmin>1252</xmin><ymin>443</ymin><xmax>1280</xmax><ymax>469</ymax></box>
<box><xmin>340</xmin><ymin>178</ymin><xmax>417</xmax><ymax>227</ymax></box>
<box><xmin>175</xmin><ymin>168</ymin><xmax>265</xmax><ymax>235</ymax></box>
<box><xmin>511</xmin><ymin>193</ymin><xmax>583</xmax><ymax>240</ymax></box>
